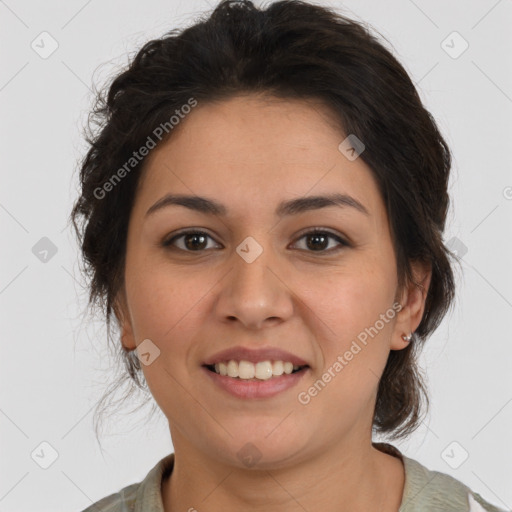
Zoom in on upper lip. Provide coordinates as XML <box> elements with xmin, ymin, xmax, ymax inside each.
<box><xmin>203</xmin><ymin>346</ymin><xmax>309</xmax><ymax>367</ymax></box>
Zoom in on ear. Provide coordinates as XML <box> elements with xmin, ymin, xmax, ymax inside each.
<box><xmin>390</xmin><ymin>260</ymin><xmax>432</xmax><ymax>350</ymax></box>
<box><xmin>113</xmin><ymin>288</ymin><xmax>137</xmax><ymax>351</ymax></box>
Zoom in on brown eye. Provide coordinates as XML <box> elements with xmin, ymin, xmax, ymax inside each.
<box><xmin>292</xmin><ymin>229</ymin><xmax>349</xmax><ymax>253</ymax></box>
<box><xmin>162</xmin><ymin>231</ymin><xmax>219</xmax><ymax>251</ymax></box>
<box><xmin>162</xmin><ymin>228</ymin><xmax>349</xmax><ymax>254</ymax></box>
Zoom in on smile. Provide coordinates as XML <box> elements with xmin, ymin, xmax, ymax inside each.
<box><xmin>202</xmin><ymin>362</ymin><xmax>310</xmax><ymax>399</ymax></box>
<box><xmin>206</xmin><ymin>359</ymin><xmax>308</xmax><ymax>380</ymax></box>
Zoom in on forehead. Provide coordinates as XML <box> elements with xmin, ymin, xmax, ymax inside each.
<box><xmin>135</xmin><ymin>95</ymin><xmax>385</xmax><ymax>224</ymax></box>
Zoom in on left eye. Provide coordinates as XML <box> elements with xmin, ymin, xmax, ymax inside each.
<box><xmin>292</xmin><ymin>228</ymin><xmax>349</xmax><ymax>253</ymax></box>
<box><xmin>162</xmin><ymin>229</ymin><xmax>348</xmax><ymax>253</ymax></box>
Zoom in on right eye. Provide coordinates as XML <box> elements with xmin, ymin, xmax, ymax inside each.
<box><xmin>162</xmin><ymin>230</ymin><xmax>221</xmax><ymax>252</ymax></box>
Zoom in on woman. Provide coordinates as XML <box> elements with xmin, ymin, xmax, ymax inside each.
<box><xmin>71</xmin><ymin>1</ymin><xmax>507</xmax><ymax>510</ymax></box>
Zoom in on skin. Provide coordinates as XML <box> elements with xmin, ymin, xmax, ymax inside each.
<box><xmin>115</xmin><ymin>94</ymin><xmax>431</xmax><ymax>511</ymax></box>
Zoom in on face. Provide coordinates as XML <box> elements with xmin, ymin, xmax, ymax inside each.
<box><xmin>116</xmin><ymin>94</ymin><xmax>430</xmax><ymax>469</ymax></box>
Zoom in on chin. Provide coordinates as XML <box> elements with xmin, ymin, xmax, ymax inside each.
<box><xmin>217</xmin><ymin>430</ymin><xmax>306</xmax><ymax>470</ymax></box>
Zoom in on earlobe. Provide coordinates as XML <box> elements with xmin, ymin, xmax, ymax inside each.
<box><xmin>120</xmin><ymin>325</ymin><xmax>137</xmax><ymax>351</ymax></box>
<box><xmin>401</xmin><ymin>333</ymin><xmax>412</xmax><ymax>343</ymax></box>
<box><xmin>121</xmin><ymin>331</ymin><xmax>136</xmax><ymax>352</ymax></box>
<box><xmin>114</xmin><ymin>291</ymin><xmax>137</xmax><ymax>351</ymax></box>
<box><xmin>391</xmin><ymin>261</ymin><xmax>432</xmax><ymax>350</ymax></box>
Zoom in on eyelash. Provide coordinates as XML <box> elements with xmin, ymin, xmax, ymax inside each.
<box><xmin>161</xmin><ymin>227</ymin><xmax>350</xmax><ymax>254</ymax></box>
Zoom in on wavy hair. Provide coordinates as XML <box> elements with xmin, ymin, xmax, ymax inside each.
<box><xmin>70</xmin><ymin>0</ymin><xmax>458</xmax><ymax>442</ymax></box>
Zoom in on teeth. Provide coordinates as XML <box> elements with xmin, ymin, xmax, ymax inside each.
<box><xmin>227</xmin><ymin>360</ymin><xmax>239</xmax><ymax>378</ymax></box>
<box><xmin>272</xmin><ymin>360</ymin><xmax>284</xmax><ymax>376</ymax></box>
<box><xmin>255</xmin><ymin>361</ymin><xmax>273</xmax><ymax>380</ymax></box>
<box><xmin>212</xmin><ymin>360</ymin><xmax>304</xmax><ymax>380</ymax></box>
<box><xmin>238</xmin><ymin>360</ymin><xmax>254</xmax><ymax>379</ymax></box>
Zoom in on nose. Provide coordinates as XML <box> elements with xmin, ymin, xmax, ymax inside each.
<box><xmin>214</xmin><ymin>242</ymin><xmax>294</xmax><ymax>330</ymax></box>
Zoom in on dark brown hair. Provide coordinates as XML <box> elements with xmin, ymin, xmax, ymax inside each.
<box><xmin>70</xmin><ymin>0</ymin><xmax>458</xmax><ymax>442</ymax></box>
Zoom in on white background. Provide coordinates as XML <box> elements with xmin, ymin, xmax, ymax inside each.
<box><xmin>0</xmin><ymin>0</ymin><xmax>511</xmax><ymax>510</ymax></box>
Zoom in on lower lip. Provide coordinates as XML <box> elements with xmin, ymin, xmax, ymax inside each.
<box><xmin>202</xmin><ymin>366</ymin><xmax>309</xmax><ymax>399</ymax></box>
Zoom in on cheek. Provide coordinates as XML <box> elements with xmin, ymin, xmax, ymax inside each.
<box><xmin>297</xmin><ymin>272</ymin><xmax>395</xmax><ymax>429</ymax></box>
<box><xmin>308</xmin><ymin>262</ymin><xmax>394</xmax><ymax>336</ymax></box>
<box><xmin>301</xmin><ymin>261</ymin><xmax>396</xmax><ymax>393</ymax></box>
<box><xmin>126</xmin><ymin>261</ymin><xmax>209</xmax><ymax>344</ymax></box>
<box><xmin>124</xmin><ymin>266</ymin><xmax>212</xmax><ymax>414</ymax></box>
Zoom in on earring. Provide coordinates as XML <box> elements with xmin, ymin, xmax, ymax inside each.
<box><xmin>401</xmin><ymin>333</ymin><xmax>412</xmax><ymax>342</ymax></box>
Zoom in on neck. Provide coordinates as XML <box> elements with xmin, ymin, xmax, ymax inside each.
<box><xmin>161</xmin><ymin>432</ymin><xmax>405</xmax><ymax>512</ymax></box>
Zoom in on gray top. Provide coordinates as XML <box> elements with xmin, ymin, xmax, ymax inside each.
<box><xmin>79</xmin><ymin>443</ymin><xmax>509</xmax><ymax>512</ymax></box>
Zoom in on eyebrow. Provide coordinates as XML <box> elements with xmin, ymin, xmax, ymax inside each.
<box><xmin>145</xmin><ymin>192</ymin><xmax>370</xmax><ymax>218</ymax></box>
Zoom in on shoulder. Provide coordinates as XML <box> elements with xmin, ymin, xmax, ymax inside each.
<box><xmin>79</xmin><ymin>483</ymin><xmax>139</xmax><ymax>512</ymax></box>
<box><xmin>78</xmin><ymin>453</ymin><xmax>175</xmax><ymax>512</ymax></box>
<box><xmin>400</xmin><ymin>451</ymin><xmax>508</xmax><ymax>511</ymax></box>
<box><xmin>374</xmin><ymin>443</ymin><xmax>508</xmax><ymax>512</ymax></box>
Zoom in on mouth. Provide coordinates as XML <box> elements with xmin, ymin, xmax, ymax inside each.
<box><xmin>201</xmin><ymin>361</ymin><xmax>310</xmax><ymax>399</ymax></box>
<box><xmin>201</xmin><ymin>346</ymin><xmax>311</xmax><ymax>398</ymax></box>
<box><xmin>203</xmin><ymin>361</ymin><xmax>310</xmax><ymax>380</ymax></box>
